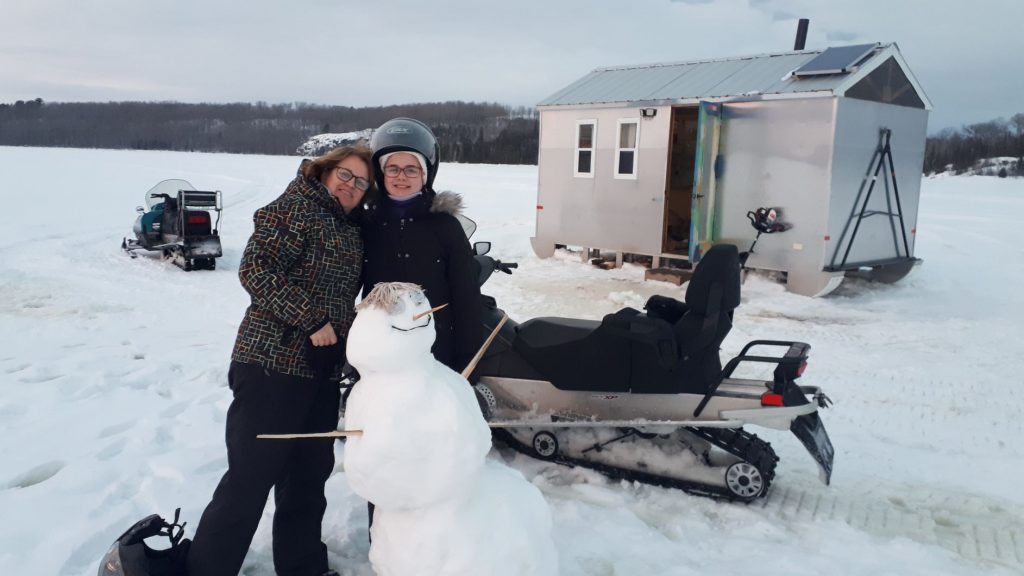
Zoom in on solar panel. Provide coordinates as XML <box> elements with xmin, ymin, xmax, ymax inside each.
<box><xmin>793</xmin><ymin>44</ymin><xmax>878</xmax><ymax>77</ymax></box>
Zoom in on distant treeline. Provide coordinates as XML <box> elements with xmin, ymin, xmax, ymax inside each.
<box><xmin>924</xmin><ymin>113</ymin><xmax>1024</xmax><ymax>176</ymax></box>
<box><xmin>5</xmin><ymin>98</ymin><xmax>1022</xmax><ymax>175</ymax></box>
<box><xmin>0</xmin><ymin>98</ymin><xmax>539</xmax><ymax>164</ymax></box>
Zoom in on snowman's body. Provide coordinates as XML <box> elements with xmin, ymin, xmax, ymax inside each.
<box><xmin>344</xmin><ymin>283</ymin><xmax>558</xmax><ymax>576</ymax></box>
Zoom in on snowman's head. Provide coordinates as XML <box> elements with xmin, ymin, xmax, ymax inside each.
<box><xmin>347</xmin><ymin>282</ymin><xmax>442</xmax><ymax>373</ymax></box>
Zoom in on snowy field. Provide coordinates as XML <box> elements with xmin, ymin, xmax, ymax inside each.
<box><xmin>1</xmin><ymin>146</ymin><xmax>1022</xmax><ymax>576</ymax></box>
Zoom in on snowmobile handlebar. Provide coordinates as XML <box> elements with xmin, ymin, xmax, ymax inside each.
<box><xmin>474</xmin><ymin>255</ymin><xmax>516</xmax><ymax>287</ymax></box>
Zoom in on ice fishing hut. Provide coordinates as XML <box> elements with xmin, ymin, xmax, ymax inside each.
<box><xmin>531</xmin><ymin>42</ymin><xmax>931</xmax><ymax>296</ymax></box>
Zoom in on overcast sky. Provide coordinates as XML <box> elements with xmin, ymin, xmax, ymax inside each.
<box><xmin>2</xmin><ymin>0</ymin><xmax>1021</xmax><ymax>131</ymax></box>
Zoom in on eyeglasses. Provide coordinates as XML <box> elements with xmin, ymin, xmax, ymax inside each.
<box><xmin>383</xmin><ymin>165</ymin><xmax>423</xmax><ymax>179</ymax></box>
<box><xmin>335</xmin><ymin>167</ymin><xmax>371</xmax><ymax>192</ymax></box>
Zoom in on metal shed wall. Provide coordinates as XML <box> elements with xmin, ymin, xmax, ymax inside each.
<box><xmin>714</xmin><ymin>98</ymin><xmax>839</xmax><ymax>282</ymax></box>
<box><xmin>535</xmin><ymin>106</ymin><xmax>672</xmax><ymax>254</ymax></box>
<box><xmin>825</xmin><ymin>98</ymin><xmax>929</xmax><ymax>267</ymax></box>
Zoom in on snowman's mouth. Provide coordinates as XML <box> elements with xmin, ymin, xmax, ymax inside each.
<box><xmin>391</xmin><ymin>315</ymin><xmax>432</xmax><ymax>332</ymax></box>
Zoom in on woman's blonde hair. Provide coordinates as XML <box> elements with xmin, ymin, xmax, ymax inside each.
<box><xmin>301</xmin><ymin>144</ymin><xmax>374</xmax><ymax>185</ymax></box>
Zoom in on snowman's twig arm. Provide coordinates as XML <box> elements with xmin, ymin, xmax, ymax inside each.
<box><xmin>260</xmin><ymin>314</ymin><xmax>508</xmax><ymax>441</ymax></box>
<box><xmin>461</xmin><ymin>314</ymin><xmax>509</xmax><ymax>379</ymax></box>
<box><xmin>257</xmin><ymin>430</ymin><xmax>363</xmax><ymax>439</ymax></box>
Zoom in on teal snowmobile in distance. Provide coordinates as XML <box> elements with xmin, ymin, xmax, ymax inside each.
<box><xmin>122</xmin><ymin>179</ymin><xmax>223</xmax><ymax>271</ymax></box>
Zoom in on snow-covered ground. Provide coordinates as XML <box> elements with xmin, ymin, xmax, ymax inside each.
<box><xmin>1</xmin><ymin>146</ymin><xmax>1021</xmax><ymax>575</ymax></box>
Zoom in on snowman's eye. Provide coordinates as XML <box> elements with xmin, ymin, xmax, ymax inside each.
<box><xmin>388</xmin><ymin>299</ymin><xmax>406</xmax><ymax>316</ymax></box>
<box><xmin>411</xmin><ymin>291</ymin><xmax>426</xmax><ymax>306</ymax></box>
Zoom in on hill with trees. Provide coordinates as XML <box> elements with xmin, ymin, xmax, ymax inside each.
<box><xmin>924</xmin><ymin>113</ymin><xmax>1024</xmax><ymax>177</ymax></box>
<box><xmin>0</xmin><ymin>99</ymin><xmax>538</xmax><ymax>164</ymax></box>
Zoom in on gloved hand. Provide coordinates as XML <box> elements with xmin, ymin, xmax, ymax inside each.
<box><xmin>306</xmin><ymin>338</ymin><xmax>345</xmax><ymax>381</ymax></box>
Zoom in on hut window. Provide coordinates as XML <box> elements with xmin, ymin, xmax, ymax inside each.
<box><xmin>615</xmin><ymin>119</ymin><xmax>639</xmax><ymax>179</ymax></box>
<box><xmin>574</xmin><ymin>120</ymin><xmax>596</xmax><ymax>178</ymax></box>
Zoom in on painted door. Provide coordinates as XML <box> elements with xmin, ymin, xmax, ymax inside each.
<box><xmin>689</xmin><ymin>101</ymin><xmax>722</xmax><ymax>262</ymax></box>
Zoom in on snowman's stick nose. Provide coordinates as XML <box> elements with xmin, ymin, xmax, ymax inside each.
<box><xmin>412</xmin><ymin>303</ymin><xmax>448</xmax><ymax>321</ymax></box>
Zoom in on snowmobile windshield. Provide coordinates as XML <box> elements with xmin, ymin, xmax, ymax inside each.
<box><xmin>144</xmin><ymin>179</ymin><xmax>196</xmax><ymax>209</ymax></box>
<box><xmin>456</xmin><ymin>214</ymin><xmax>477</xmax><ymax>240</ymax></box>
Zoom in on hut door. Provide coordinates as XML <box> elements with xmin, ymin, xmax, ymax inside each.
<box><xmin>661</xmin><ymin>107</ymin><xmax>699</xmax><ymax>257</ymax></box>
<box><xmin>690</xmin><ymin>101</ymin><xmax>722</xmax><ymax>263</ymax></box>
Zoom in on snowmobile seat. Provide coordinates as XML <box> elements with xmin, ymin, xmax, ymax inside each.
<box><xmin>516</xmin><ymin>317</ymin><xmax>599</xmax><ymax>348</ymax></box>
<box><xmin>508</xmin><ymin>245</ymin><xmax>740</xmax><ymax>395</ymax></box>
<box><xmin>514</xmin><ymin>316</ymin><xmax>630</xmax><ymax>392</ymax></box>
<box><xmin>599</xmin><ymin>308</ymin><xmax>681</xmax><ymax>393</ymax></box>
<box><xmin>160</xmin><ymin>202</ymin><xmax>181</xmax><ymax>238</ymax></box>
<box><xmin>513</xmin><ymin>309</ymin><xmax>679</xmax><ymax>393</ymax></box>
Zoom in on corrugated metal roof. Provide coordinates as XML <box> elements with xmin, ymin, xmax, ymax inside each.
<box><xmin>538</xmin><ymin>44</ymin><xmax>896</xmax><ymax>107</ymax></box>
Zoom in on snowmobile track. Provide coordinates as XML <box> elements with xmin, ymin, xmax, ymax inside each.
<box><xmin>756</xmin><ymin>482</ymin><xmax>1024</xmax><ymax>568</ymax></box>
<box><xmin>493</xmin><ymin>426</ymin><xmax>779</xmax><ymax>502</ymax></box>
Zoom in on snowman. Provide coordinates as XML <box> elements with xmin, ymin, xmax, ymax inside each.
<box><xmin>344</xmin><ymin>282</ymin><xmax>558</xmax><ymax>576</ymax></box>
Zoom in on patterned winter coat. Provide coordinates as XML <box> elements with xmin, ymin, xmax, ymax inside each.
<box><xmin>231</xmin><ymin>163</ymin><xmax>363</xmax><ymax>380</ymax></box>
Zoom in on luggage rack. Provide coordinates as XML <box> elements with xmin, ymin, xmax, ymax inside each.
<box><xmin>180</xmin><ymin>189</ymin><xmax>221</xmax><ymax>209</ymax></box>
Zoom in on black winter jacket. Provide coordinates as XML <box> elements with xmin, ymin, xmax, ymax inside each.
<box><xmin>361</xmin><ymin>191</ymin><xmax>483</xmax><ymax>372</ymax></box>
<box><xmin>231</xmin><ymin>163</ymin><xmax>363</xmax><ymax>380</ymax></box>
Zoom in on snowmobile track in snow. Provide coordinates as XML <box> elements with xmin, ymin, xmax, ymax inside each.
<box><xmin>757</xmin><ymin>483</ymin><xmax>1024</xmax><ymax>568</ymax></box>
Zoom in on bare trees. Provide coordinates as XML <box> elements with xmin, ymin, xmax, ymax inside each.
<box><xmin>924</xmin><ymin>115</ymin><xmax>1024</xmax><ymax>176</ymax></box>
<box><xmin>0</xmin><ymin>100</ymin><xmax>540</xmax><ymax>164</ymax></box>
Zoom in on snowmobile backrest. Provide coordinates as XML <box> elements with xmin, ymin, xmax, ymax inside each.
<box><xmin>648</xmin><ymin>244</ymin><xmax>740</xmax><ymax>393</ymax></box>
<box><xmin>685</xmin><ymin>244</ymin><xmax>741</xmax><ymax>315</ymax></box>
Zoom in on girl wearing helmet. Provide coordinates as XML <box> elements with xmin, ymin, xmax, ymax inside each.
<box><xmin>362</xmin><ymin>118</ymin><xmax>483</xmax><ymax>373</ymax></box>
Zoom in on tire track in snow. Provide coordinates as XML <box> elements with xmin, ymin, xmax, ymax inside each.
<box><xmin>756</xmin><ymin>481</ymin><xmax>1024</xmax><ymax>568</ymax></box>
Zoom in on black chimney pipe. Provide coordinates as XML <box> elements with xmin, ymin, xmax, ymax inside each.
<box><xmin>794</xmin><ymin>18</ymin><xmax>809</xmax><ymax>50</ymax></box>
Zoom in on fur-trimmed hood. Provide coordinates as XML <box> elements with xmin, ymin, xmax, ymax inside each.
<box><xmin>360</xmin><ymin>187</ymin><xmax>483</xmax><ymax>372</ymax></box>
<box><xmin>429</xmin><ymin>191</ymin><xmax>464</xmax><ymax>217</ymax></box>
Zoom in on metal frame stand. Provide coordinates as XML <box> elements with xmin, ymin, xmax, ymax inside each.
<box><xmin>827</xmin><ymin>128</ymin><xmax>913</xmax><ymax>271</ymax></box>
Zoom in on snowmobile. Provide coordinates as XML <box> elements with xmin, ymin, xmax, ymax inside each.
<box><xmin>121</xmin><ymin>179</ymin><xmax>223</xmax><ymax>271</ymax></box>
<box><xmin>471</xmin><ymin>240</ymin><xmax>834</xmax><ymax>502</ymax></box>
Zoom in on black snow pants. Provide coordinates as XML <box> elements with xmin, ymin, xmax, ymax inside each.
<box><xmin>187</xmin><ymin>361</ymin><xmax>340</xmax><ymax>576</ymax></box>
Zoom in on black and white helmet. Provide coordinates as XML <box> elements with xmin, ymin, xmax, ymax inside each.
<box><xmin>370</xmin><ymin>117</ymin><xmax>440</xmax><ymax>191</ymax></box>
<box><xmin>96</xmin><ymin>509</ymin><xmax>190</xmax><ymax>576</ymax></box>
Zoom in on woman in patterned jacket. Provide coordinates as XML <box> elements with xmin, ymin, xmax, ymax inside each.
<box><xmin>187</xmin><ymin>146</ymin><xmax>372</xmax><ymax>576</ymax></box>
